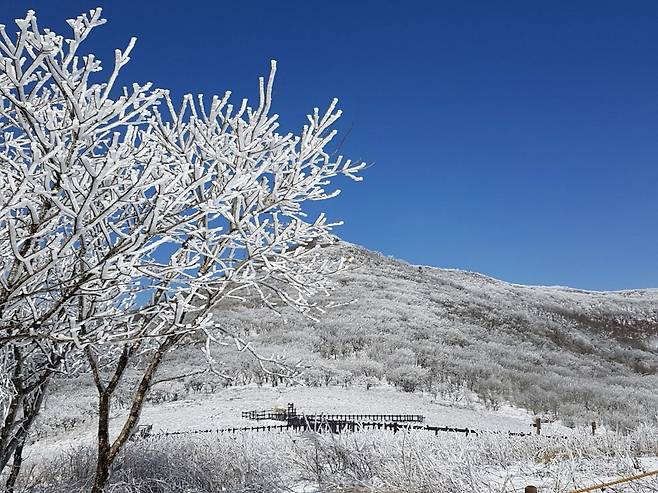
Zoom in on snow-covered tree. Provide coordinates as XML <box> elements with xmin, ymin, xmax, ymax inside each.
<box><xmin>0</xmin><ymin>8</ymin><xmax>364</xmax><ymax>491</ymax></box>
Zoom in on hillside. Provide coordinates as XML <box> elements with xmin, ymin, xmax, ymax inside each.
<box><xmin>161</xmin><ymin>240</ymin><xmax>658</xmax><ymax>430</ymax></box>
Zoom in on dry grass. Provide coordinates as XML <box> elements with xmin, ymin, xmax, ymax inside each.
<box><xmin>12</xmin><ymin>424</ymin><xmax>658</xmax><ymax>492</ymax></box>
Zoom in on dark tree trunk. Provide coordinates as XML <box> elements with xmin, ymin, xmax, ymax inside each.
<box><xmin>89</xmin><ymin>335</ymin><xmax>180</xmax><ymax>492</ymax></box>
<box><xmin>0</xmin><ymin>395</ymin><xmax>23</xmax><ymax>473</ymax></box>
<box><xmin>90</xmin><ymin>393</ymin><xmax>111</xmax><ymax>493</ymax></box>
<box><xmin>4</xmin><ymin>432</ymin><xmax>26</xmax><ymax>493</ymax></box>
<box><xmin>0</xmin><ymin>351</ymin><xmax>53</xmax><ymax>478</ymax></box>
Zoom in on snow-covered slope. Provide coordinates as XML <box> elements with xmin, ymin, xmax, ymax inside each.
<box><xmin>173</xmin><ymin>240</ymin><xmax>658</xmax><ymax>429</ymax></box>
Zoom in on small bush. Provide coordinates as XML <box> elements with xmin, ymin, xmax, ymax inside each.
<box><xmin>22</xmin><ymin>435</ymin><xmax>289</xmax><ymax>493</ymax></box>
<box><xmin>387</xmin><ymin>365</ymin><xmax>429</xmax><ymax>392</ymax></box>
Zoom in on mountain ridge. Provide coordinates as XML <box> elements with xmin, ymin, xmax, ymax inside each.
<box><xmin>343</xmin><ymin>239</ymin><xmax>658</xmax><ymax>295</ymax></box>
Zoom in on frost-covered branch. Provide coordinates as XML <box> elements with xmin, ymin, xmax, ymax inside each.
<box><xmin>0</xmin><ymin>10</ymin><xmax>364</xmax><ymax>349</ymax></box>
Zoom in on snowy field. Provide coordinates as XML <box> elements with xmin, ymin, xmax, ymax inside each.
<box><xmin>21</xmin><ymin>422</ymin><xmax>658</xmax><ymax>492</ymax></box>
<box><xmin>29</xmin><ymin>384</ymin><xmax>572</xmax><ymax>455</ymax></box>
<box><xmin>21</xmin><ymin>384</ymin><xmax>658</xmax><ymax>492</ymax></box>
<box><xmin>136</xmin><ymin>384</ymin><xmax>570</xmax><ymax>434</ymax></box>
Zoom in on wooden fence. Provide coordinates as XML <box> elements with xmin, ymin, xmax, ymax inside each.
<box><xmin>154</xmin><ymin>420</ymin><xmax>533</xmax><ymax>438</ymax></box>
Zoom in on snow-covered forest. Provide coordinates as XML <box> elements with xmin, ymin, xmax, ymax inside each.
<box><xmin>157</xmin><ymin>241</ymin><xmax>658</xmax><ymax>430</ymax></box>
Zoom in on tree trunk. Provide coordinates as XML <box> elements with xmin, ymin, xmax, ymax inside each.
<box><xmin>90</xmin><ymin>393</ymin><xmax>111</xmax><ymax>493</ymax></box>
<box><xmin>4</xmin><ymin>432</ymin><xmax>26</xmax><ymax>493</ymax></box>
<box><xmin>90</xmin><ymin>335</ymin><xmax>179</xmax><ymax>492</ymax></box>
<box><xmin>1</xmin><ymin>342</ymin><xmax>60</xmax><ymax>480</ymax></box>
<box><xmin>0</xmin><ymin>373</ymin><xmax>50</xmax><ymax>477</ymax></box>
<box><xmin>0</xmin><ymin>394</ymin><xmax>23</xmax><ymax>473</ymax></box>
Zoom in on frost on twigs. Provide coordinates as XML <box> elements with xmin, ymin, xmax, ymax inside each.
<box><xmin>0</xmin><ymin>10</ymin><xmax>365</xmax><ymax>349</ymax></box>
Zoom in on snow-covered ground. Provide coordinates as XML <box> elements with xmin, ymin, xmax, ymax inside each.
<box><xmin>136</xmin><ymin>384</ymin><xmax>571</xmax><ymax>434</ymax></box>
<box><xmin>24</xmin><ymin>384</ymin><xmax>577</xmax><ymax>478</ymax></box>
<box><xmin>21</xmin><ymin>383</ymin><xmax>658</xmax><ymax>492</ymax></box>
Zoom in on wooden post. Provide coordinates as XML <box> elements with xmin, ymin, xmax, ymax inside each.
<box><xmin>591</xmin><ymin>421</ymin><xmax>597</xmax><ymax>435</ymax></box>
<box><xmin>525</xmin><ymin>486</ymin><xmax>538</xmax><ymax>493</ymax></box>
<box><xmin>534</xmin><ymin>417</ymin><xmax>541</xmax><ymax>435</ymax></box>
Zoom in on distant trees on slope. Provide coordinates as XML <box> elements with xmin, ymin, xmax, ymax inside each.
<box><xmin>155</xmin><ymin>252</ymin><xmax>658</xmax><ymax>431</ymax></box>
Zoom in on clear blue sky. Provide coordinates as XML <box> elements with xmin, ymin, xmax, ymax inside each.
<box><xmin>4</xmin><ymin>1</ymin><xmax>658</xmax><ymax>290</ymax></box>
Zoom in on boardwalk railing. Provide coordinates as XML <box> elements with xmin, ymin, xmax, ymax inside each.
<box><xmin>241</xmin><ymin>403</ymin><xmax>425</xmax><ymax>424</ymax></box>
<box><xmin>241</xmin><ymin>402</ymin><xmax>297</xmax><ymax>421</ymax></box>
<box><xmin>241</xmin><ymin>409</ymin><xmax>289</xmax><ymax>421</ymax></box>
<box><xmin>241</xmin><ymin>412</ymin><xmax>425</xmax><ymax>423</ymax></box>
<box><xmin>295</xmin><ymin>413</ymin><xmax>425</xmax><ymax>423</ymax></box>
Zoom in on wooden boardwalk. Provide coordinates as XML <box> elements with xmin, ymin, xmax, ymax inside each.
<box><xmin>241</xmin><ymin>403</ymin><xmax>424</xmax><ymax>424</ymax></box>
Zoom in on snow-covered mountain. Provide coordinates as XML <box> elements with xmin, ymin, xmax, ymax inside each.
<box><xmin>161</xmin><ymin>241</ymin><xmax>658</xmax><ymax>429</ymax></box>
